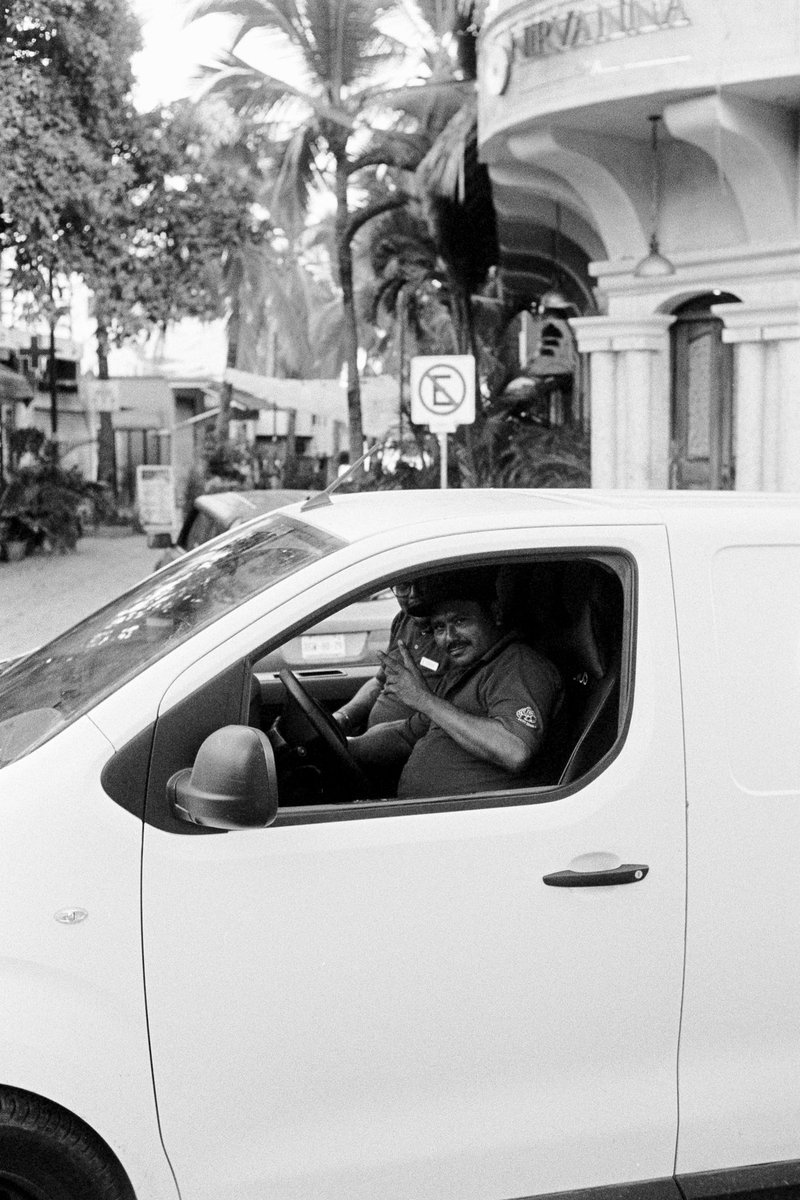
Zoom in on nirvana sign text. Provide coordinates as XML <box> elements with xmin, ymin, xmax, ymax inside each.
<box><xmin>522</xmin><ymin>0</ymin><xmax>690</xmax><ymax>59</ymax></box>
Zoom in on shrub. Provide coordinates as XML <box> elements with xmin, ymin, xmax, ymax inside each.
<box><xmin>460</xmin><ymin>416</ymin><xmax>591</xmax><ymax>489</ymax></box>
<box><xmin>0</xmin><ymin>461</ymin><xmax>90</xmax><ymax>553</ymax></box>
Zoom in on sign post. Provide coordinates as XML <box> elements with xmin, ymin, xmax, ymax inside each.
<box><xmin>410</xmin><ymin>354</ymin><xmax>476</xmax><ymax>489</ymax></box>
<box><xmin>437</xmin><ymin>431</ymin><xmax>448</xmax><ymax>490</ymax></box>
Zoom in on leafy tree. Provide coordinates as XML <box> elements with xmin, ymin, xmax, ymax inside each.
<box><xmin>0</xmin><ymin>0</ymin><xmax>142</xmax><ymax>436</ymax></box>
<box><xmin>0</xmin><ymin>0</ymin><xmax>141</xmax><ymax>296</ymax></box>
<box><xmin>358</xmin><ymin>0</ymin><xmax>507</xmax><ymax>486</ymax></box>
<box><xmin>0</xmin><ymin>2</ymin><xmax>267</xmax><ymax>413</ymax></box>
<box><xmin>77</xmin><ymin>101</ymin><xmax>271</xmax><ymax>395</ymax></box>
<box><xmin>464</xmin><ymin>418</ymin><xmax>590</xmax><ymax>488</ymax></box>
<box><xmin>366</xmin><ymin>207</ymin><xmax>454</xmax><ymax>349</ymax></box>
<box><xmin>187</xmin><ymin>0</ymin><xmax>471</xmax><ymax>464</ymax></box>
<box><xmin>238</xmin><ymin>235</ymin><xmax>347</xmax><ymax>380</ymax></box>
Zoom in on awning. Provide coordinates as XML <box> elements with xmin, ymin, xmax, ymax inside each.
<box><xmin>0</xmin><ymin>364</ymin><xmax>33</xmax><ymax>403</ymax></box>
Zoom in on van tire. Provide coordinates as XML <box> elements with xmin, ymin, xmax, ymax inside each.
<box><xmin>0</xmin><ymin>1087</ymin><xmax>134</xmax><ymax>1200</ymax></box>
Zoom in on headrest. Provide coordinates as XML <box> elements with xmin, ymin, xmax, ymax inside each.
<box><xmin>537</xmin><ymin>600</ymin><xmax>605</xmax><ymax>681</ymax></box>
<box><xmin>496</xmin><ymin>562</ymin><xmax>557</xmax><ymax>631</ymax></box>
<box><xmin>413</xmin><ymin>566</ymin><xmax>498</xmax><ymax>616</ymax></box>
<box><xmin>503</xmin><ymin>560</ymin><xmax>613</xmax><ymax>681</ymax></box>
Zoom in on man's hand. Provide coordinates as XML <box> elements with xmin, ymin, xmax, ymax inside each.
<box><xmin>385</xmin><ymin>642</ymin><xmax>534</xmax><ymax>776</ymax></box>
<box><xmin>331</xmin><ymin>676</ymin><xmax>382</xmax><ymax>735</ymax></box>
<box><xmin>380</xmin><ymin>640</ymin><xmax>432</xmax><ymax>713</ymax></box>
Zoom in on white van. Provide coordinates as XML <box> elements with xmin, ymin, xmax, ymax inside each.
<box><xmin>0</xmin><ymin>488</ymin><xmax>799</xmax><ymax>1200</ymax></box>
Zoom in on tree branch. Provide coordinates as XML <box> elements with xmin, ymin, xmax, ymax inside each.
<box><xmin>347</xmin><ymin>137</ymin><xmax>427</xmax><ymax>176</ymax></box>
<box><xmin>344</xmin><ymin>195</ymin><xmax>409</xmax><ymax>246</ymax></box>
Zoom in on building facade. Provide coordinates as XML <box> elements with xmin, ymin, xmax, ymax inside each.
<box><xmin>478</xmin><ymin>0</ymin><xmax>800</xmax><ymax>490</ymax></box>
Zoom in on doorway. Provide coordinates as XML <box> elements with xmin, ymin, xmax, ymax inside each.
<box><xmin>670</xmin><ymin>293</ymin><xmax>738</xmax><ymax>490</ymax></box>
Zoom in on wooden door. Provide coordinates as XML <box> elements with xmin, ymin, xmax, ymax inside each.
<box><xmin>671</xmin><ymin>314</ymin><xmax>734</xmax><ymax>490</ymax></box>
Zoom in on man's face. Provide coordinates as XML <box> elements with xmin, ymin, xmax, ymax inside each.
<box><xmin>429</xmin><ymin>599</ymin><xmax>498</xmax><ymax>667</ymax></box>
<box><xmin>392</xmin><ymin>582</ymin><xmax>427</xmax><ymax>617</ymax></box>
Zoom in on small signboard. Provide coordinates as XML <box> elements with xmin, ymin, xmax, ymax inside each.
<box><xmin>136</xmin><ymin>465</ymin><xmax>175</xmax><ymax>536</ymax></box>
<box><xmin>410</xmin><ymin>355</ymin><xmax>476</xmax><ymax>432</ymax></box>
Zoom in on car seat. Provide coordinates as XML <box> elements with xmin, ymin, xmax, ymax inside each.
<box><xmin>501</xmin><ymin>560</ymin><xmax>622</xmax><ymax>785</ymax></box>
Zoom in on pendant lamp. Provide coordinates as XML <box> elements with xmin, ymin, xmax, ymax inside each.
<box><xmin>634</xmin><ymin>115</ymin><xmax>674</xmax><ymax>278</ymax></box>
<box><xmin>540</xmin><ymin>203</ymin><xmax>574</xmax><ymax>311</ymax></box>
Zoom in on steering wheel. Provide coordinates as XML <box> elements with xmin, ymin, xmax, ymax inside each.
<box><xmin>278</xmin><ymin>668</ymin><xmax>372</xmax><ymax>798</ymax></box>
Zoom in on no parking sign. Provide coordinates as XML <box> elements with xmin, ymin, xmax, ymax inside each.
<box><xmin>410</xmin><ymin>355</ymin><xmax>475</xmax><ymax>488</ymax></box>
<box><xmin>410</xmin><ymin>355</ymin><xmax>476</xmax><ymax>432</ymax></box>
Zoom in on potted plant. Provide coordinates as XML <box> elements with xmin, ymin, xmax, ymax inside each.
<box><xmin>0</xmin><ymin>514</ymin><xmax>32</xmax><ymax>562</ymax></box>
<box><xmin>0</xmin><ymin>460</ymin><xmax>86</xmax><ymax>557</ymax></box>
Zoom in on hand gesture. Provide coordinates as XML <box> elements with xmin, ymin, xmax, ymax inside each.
<box><xmin>380</xmin><ymin>640</ymin><xmax>430</xmax><ymax>711</ymax></box>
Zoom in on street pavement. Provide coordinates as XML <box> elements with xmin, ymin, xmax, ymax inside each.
<box><xmin>0</xmin><ymin>531</ymin><xmax>155</xmax><ymax>660</ymax></box>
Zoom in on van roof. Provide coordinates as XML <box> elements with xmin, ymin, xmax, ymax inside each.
<box><xmin>294</xmin><ymin>487</ymin><xmax>800</xmax><ymax>543</ymax></box>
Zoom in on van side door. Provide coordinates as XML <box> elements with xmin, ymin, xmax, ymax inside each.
<box><xmin>140</xmin><ymin>524</ymin><xmax>687</xmax><ymax>1200</ymax></box>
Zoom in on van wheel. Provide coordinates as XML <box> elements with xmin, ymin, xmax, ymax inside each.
<box><xmin>0</xmin><ymin>1087</ymin><xmax>134</xmax><ymax>1200</ymax></box>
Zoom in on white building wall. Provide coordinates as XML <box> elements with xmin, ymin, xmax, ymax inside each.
<box><xmin>478</xmin><ymin>0</ymin><xmax>800</xmax><ymax>490</ymax></box>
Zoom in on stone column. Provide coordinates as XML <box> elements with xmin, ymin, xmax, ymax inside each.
<box><xmin>731</xmin><ymin>339</ymin><xmax>766</xmax><ymax>490</ymax></box>
<box><xmin>585</xmin><ymin>349</ymin><xmax>617</xmax><ymax>488</ymax></box>
<box><xmin>571</xmin><ymin>316</ymin><xmax>675</xmax><ymax>489</ymax></box>
<box><xmin>714</xmin><ymin>303</ymin><xmax>800</xmax><ymax>492</ymax></box>
<box><xmin>778</xmin><ymin>339</ymin><xmax>800</xmax><ymax>491</ymax></box>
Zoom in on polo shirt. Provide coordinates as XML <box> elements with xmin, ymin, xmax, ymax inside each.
<box><xmin>395</xmin><ymin>632</ymin><xmax>563</xmax><ymax>799</ymax></box>
<box><xmin>367</xmin><ymin>610</ymin><xmax>441</xmax><ymax>727</ymax></box>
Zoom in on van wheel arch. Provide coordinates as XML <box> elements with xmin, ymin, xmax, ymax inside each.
<box><xmin>0</xmin><ymin>1085</ymin><xmax>136</xmax><ymax>1200</ymax></box>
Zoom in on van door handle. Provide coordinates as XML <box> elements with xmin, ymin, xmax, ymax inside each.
<box><xmin>543</xmin><ymin>864</ymin><xmax>649</xmax><ymax>887</ymax></box>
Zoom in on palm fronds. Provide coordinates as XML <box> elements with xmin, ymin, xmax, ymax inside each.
<box><xmin>463</xmin><ymin>418</ymin><xmax>591</xmax><ymax>489</ymax></box>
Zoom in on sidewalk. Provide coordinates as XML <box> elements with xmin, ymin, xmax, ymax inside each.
<box><xmin>0</xmin><ymin>531</ymin><xmax>155</xmax><ymax>660</ymax></box>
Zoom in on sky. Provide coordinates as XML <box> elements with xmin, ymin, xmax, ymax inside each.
<box><xmin>129</xmin><ymin>0</ymin><xmax>425</xmax><ymax>111</ymax></box>
<box><xmin>130</xmin><ymin>0</ymin><xmax>230</xmax><ymax>111</ymax></box>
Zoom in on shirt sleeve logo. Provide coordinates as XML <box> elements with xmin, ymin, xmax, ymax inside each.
<box><xmin>515</xmin><ymin>705</ymin><xmax>539</xmax><ymax>730</ymax></box>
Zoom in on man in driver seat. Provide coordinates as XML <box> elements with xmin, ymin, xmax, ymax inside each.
<box><xmin>332</xmin><ymin>578</ymin><xmax>441</xmax><ymax>733</ymax></box>
<box><xmin>349</xmin><ymin>570</ymin><xmax>563</xmax><ymax>799</ymax></box>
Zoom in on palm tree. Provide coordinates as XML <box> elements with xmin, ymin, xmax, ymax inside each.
<box><xmin>353</xmin><ymin>2</ymin><xmax>495</xmax><ymax>364</ymax></box>
<box><xmin>238</xmin><ymin>234</ymin><xmax>347</xmax><ymax>380</ymax></box>
<box><xmin>187</xmin><ymin>0</ymin><xmax>433</xmax><ymax>464</ymax></box>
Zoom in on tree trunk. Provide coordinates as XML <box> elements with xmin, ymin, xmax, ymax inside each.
<box><xmin>283</xmin><ymin>408</ymin><xmax>297</xmax><ymax>484</ymax></box>
<box><xmin>442</xmin><ymin>268</ymin><xmax>479</xmax><ymax>487</ymax></box>
<box><xmin>98</xmin><ymin>412</ymin><xmax>117</xmax><ymax>494</ymax></box>
<box><xmin>95</xmin><ymin>319</ymin><xmax>116</xmax><ymax>492</ymax></box>
<box><xmin>216</xmin><ymin>294</ymin><xmax>240</xmax><ymax>442</ymax></box>
<box><xmin>335</xmin><ymin>157</ymin><xmax>364</xmax><ymax>467</ymax></box>
<box><xmin>96</xmin><ymin>320</ymin><xmax>110</xmax><ymax>381</ymax></box>
<box><xmin>444</xmin><ymin>266</ymin><xmax>474</xmax><ymax>356</ymax></box>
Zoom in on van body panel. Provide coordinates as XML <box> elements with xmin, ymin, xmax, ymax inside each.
<box><xmin>666</xmin><ymin>511</ymin><xmax>800</xmax><ymax>1173</ymax></box>
<box><xmin>0</xmin><ymin>719</ymin><xmax>177</xmax><ymax>1200</ymax></box>
<box><xmin>141</xmin><ymin>524</ymin><xmax>687</xmax><ymax>1200</ymax></box>
<box><xmin>5</xmin><ymin>490</ymin><xmax>800</xmax><ymax>1198</ymax></box>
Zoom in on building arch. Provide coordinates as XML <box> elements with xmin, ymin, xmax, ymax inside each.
<box><xmin>489</xmin><ymin>172</ymin><xmax>605</xmax><ymax>316</ymax></box>
<box><xmin>664</xmin><ymin>94</ymin><xmax>796</xmax><ymax>246</ymax></box>
<box><xmin>506</xmin><ymin>127</ymin><xmax>650</xmax><ymax>261</ymax></box>
<box><xmin>498</xmin><ymin>224</ymin><xmax>599</xmax><ymax>315</ymax></box>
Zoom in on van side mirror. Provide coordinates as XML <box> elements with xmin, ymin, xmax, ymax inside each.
<box><xmin>168</xmin><ymin>726</ymin><xmax>279</xmax><ymax>829</ymax></box>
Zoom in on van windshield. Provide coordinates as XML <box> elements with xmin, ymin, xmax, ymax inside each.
<box><xmin>0</xmin><ymin>514</ymin><xmax>344</xmax><ymax>768</ymax></box>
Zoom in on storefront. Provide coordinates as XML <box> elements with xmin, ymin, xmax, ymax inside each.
<box><xmin>478</xmin><ymin>0</ymin><xmax>800</xmax><ymax>489</ymax></box>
